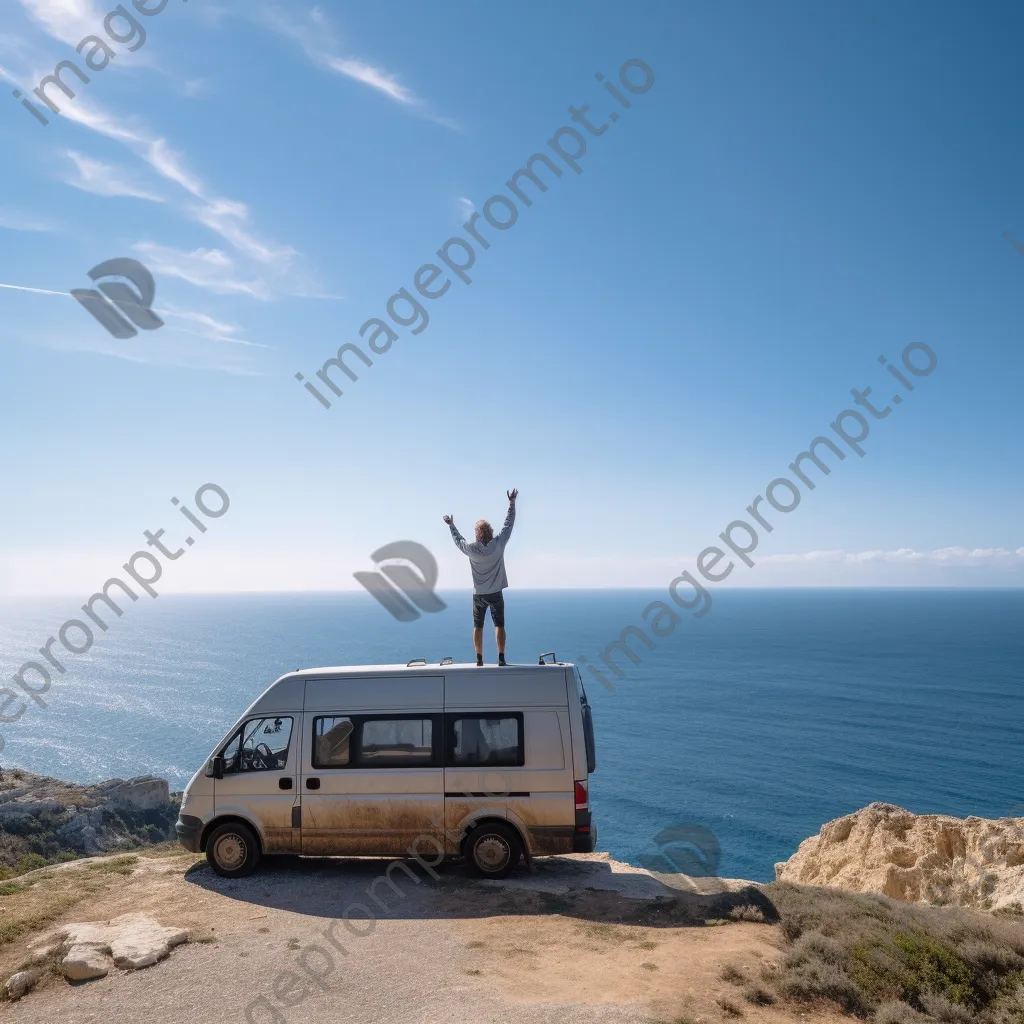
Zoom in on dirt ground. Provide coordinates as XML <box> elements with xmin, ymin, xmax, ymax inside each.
<box><xmin>0</xmin><ymin>848</ymin><xmax>849</xmax><ymax>1024</ymax></box>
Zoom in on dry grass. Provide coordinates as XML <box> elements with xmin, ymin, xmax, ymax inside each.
<box><xmin>85</xmin><ymin>855</ymin><xmax>139</xmax><ymax>876</ymax></box>
<box><xmin>742</xmin><ymin>983</ymin><xmax>775</xmax><ymax>1005</ymax></box>
<box><xmin>720</xmin><ymin>963</ymin><xmax>746</xmax><ymax>984</ymax></box>
<box><xmin>728</xmin><ymin>905</ymin><xmax>766</xmax><ymax>923</ymax></box>
<box><xmin>0</xmin><ymin>862</ymin><xmax>133</xmax><ymax>949</ymax></box>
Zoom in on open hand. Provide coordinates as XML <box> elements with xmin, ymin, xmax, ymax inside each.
<box><xmin>507</xmin><ymin>489</ymin><xmax>518</xmax><ymax>503</ymax></box>
<box><xmin>443</xmin><ymin>515</ymin><xmax>454</xmax><ymax>525</ymax></box>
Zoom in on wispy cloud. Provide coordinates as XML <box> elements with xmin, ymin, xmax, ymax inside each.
<box><xmin>325</xmin><ymin>56</ymin><xmax>416</xmax><ymax>104</ymax></box>
<box><xmin>759</xmin><ymin>547</ymin><xmax>1024</xmax><ymax>567</ymax></box>
<box><xmin>132</xmin><ymin>242</ymin><xmax>272</xmax><ymax>299</ymax></box>
<box><xmin>0</xmin><ymin>208</ymin><xmax>59</xmax><ymax>232</ymax></box>
<box><xmin>34</xmin><ymin>327</ymin><xmax>268</xmax><ymax>376</ymax></box>
<box><xmin>16</xmin><ymin>0</ymin><xmax>103</xmax><ymax>49</ymax></box>
<box><xmin>64</xmin><ymin>149</ymin><xmax>165</xmax><ymax>201</ymax></box>
<box><xmin>157</xmin><ymin>304</ymin><xmax>269</xmax><ymax>348</ymax></box>
<box><xmin>256</xmin><ymin>5</ymin><xmax>458</xmax><ymax>128</ymax></box>
<box><xmin>61</xmin><ymin>103</ymin><xmax>296</xmax><ymax>272</ymax></box>
<box><xmin>457</xmin><ymin>196</ymin><xmax>475</xmax><ymax>220</ymax></box>
<box><xmin>181</xmin><ymin>77</ymin><xmax>208</xmax><ymax>98</ymax></box>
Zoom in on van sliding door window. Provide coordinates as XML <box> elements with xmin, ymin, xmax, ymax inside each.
<box><xmin>221</xmin><ymin>717</ymin><xmax>293</xmax><ymax>773</ymax></box>
<box><xmin>450</xmin><ymin>716</ymin><xmax>523</xmax><ymax>767</ymax></box>
<box><xmin>313</xmin><ymin>716</ymin><xmax>354</xmax><ymax>768</ymax></box>
<box><xmin>311</xmin><ymin>716</ymin><xmax>438</xmax><ymax>768</ymax></box>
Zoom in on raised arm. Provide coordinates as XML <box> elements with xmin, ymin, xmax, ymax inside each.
<box><xmin>443</xmin><ymin>515</ymin><xmax>469</xmax><ymax>554</ymax></box>
<box><xmin>497</xmin><ymin>489</ymin><xmax>517</xmax><ymax>545</ymax></box>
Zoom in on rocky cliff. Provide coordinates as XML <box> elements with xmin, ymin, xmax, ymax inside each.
<box><xmin>775</xmin><ymin>801</ymin><xmax>1024</xmax><ymax>910</ymax></box>
<box><xmin>0</xmin><ymin>767</ymin><xmax>180</xmax><ymax>876</ymax></box>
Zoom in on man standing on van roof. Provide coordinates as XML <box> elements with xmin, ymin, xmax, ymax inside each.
<box><xmin>443</xmin><ymin>489</ymin><xmax>517</xmax><ymax>667</ymax></box>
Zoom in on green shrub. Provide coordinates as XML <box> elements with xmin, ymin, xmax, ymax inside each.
<box><xmin>779</xmin><ymin>959</ymin><xmax>868</xmax><ymax>1016</ymax></box>
<box><xmin>765</xmin><ymin>882</ymin><xmax>1024</xmax><ymax>1022</ymax></box>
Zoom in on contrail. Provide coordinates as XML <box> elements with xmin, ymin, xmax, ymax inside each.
<box><xmin>0</xmin><ymin>282</ymin><xmax>71</xmax><ymax>297</ymax></box>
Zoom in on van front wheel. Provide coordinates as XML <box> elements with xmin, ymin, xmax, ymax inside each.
<box><xmin>466</xmin><ymin>822</ymin><xmax>522</xmax><ymax>879</ymax></box>
<box><xmin>206</xmin><ymin>821</ymin><xmax>261</xmax><ymax>877</ymax></box>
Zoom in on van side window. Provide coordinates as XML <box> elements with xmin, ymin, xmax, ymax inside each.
<box><xmin>450</xmin><ymin>716</ymin><xmax>523</xmax><ymax>767</ymax></box>
<box><xmin>357</xmin><ymin>719</ymin><xmax>434</xmax><ymax>767</ymax></box>
<box><xmin>313</xmin><ymin>717</ymin><xmax>353</xmax><ymax>767</ymax></box>
<box><xmin>222</xmin><ymin>717</ymin><xmax>293</xmax><ymax>773</ymax></box>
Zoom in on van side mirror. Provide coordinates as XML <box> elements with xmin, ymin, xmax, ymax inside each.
<box><xmin>211</xmin><ymin>756</ymin><xmax>225</xmax><ymax>780</ymax></box>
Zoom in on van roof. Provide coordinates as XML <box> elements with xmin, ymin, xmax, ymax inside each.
<box><xmin>237</xmin><ymin>660</ymin><xmax>578</xmax><ymax>719</ymax></box>
<box><xmin>278</xmin><ymin>661</ymin><xmax>574</xmax><ymax>680</ymax></box>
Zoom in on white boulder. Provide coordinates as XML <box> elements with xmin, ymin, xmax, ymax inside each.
<box><xmin>4</xmin><ymin>970</ymin><xmax>38</xmax><ymax>1000</ymax></box>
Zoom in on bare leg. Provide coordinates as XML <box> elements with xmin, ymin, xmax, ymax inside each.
<box><xmin>473</xmin><ymin>628</ymin><xmax>483</xmax><ymax>656</ymax></box>
<box><xmin>496</xmin><ymin>627</ymin><xmax>506</xmax><ymax>656</ymax></box>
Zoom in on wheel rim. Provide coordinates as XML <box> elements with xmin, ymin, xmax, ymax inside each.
<box><xmin>475</xmin><ymin>835</ymin><xmax>510</xmax><ymax>872</ymax></box>
<box><xmin>214</xmin><ymin>832</ymin><xmax>246</xmax><ymax>870</ymax></box>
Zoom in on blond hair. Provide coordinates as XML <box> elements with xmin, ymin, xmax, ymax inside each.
<box><xmin>475</xmin><ymin>519</ymin><xmax>493</xmax><ymax>543</ymax></box>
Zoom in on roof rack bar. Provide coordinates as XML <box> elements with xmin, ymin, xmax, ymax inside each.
<box><xmin>440</xmin><ymin>657</ymin><xmax>453</xmax><ymax>666</ymax></box>
<box><xmin>538</xmin><ymin>652</ymin><xmax>556</xmax><ymax>665</ymax></box>
<box><xmin>406</xmin><ymin>658</ymin><xmax>427</xmax><ymax>667</ymax></box>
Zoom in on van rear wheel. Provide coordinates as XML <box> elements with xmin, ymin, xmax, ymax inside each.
<box><xmin>206</xmin><ymin>821</ymin><xmax>261</xmax><ymax>877</ymax></box>
<box><xmin>466</xmin><ymin>822</ymin><xmax>522</xmax><ymax>878</ymax></box>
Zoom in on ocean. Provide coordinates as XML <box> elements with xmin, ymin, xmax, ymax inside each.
<box><xmin>1</xmin><ymin>588</ymin><xmax>1022</xmax><ymax>883</ymax></box>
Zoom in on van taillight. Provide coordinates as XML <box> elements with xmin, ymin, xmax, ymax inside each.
<box><xmin>575</xmin><ymin>781</ymin><xmax>588</xmax><ymax>810</ymax></box>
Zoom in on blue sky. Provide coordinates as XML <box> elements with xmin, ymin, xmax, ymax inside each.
<box><xmin>1</xmin><ymin>0</ymin><xmax>1022</xmax><ymax>595</ymax></box>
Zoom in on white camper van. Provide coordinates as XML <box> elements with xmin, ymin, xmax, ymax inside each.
<box><xmin>176</xmin><ymin>655</ymin><xmax>598</xmax><ymax>879</ymax></box>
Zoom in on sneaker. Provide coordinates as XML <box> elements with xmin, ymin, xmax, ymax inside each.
<box><xmin>476</xmin><ymin>654</ymin><xmax>484</xmax><ymax>667</ymax></box>
<box><xmin>498</xmin><ymin>654</ymin><xmax>507</xmax><ymax>667</ymax></box>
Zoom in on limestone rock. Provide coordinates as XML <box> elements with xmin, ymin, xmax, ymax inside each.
<box><xmin>107</xmin><ymin>914</ymin><xmax>188</xmax><ymax>969</ymax></box>
<box><xmin>775</xmin><ymin>802</ymin><xmax>1024</xmax><ymax>910</ymax></box>
<box><xmin>4</xmin><ymin>970</ymin><xmax>39</xmax><ymax>1000</ymax></box>
<box><xmin>34</xmin><ymin>913</ymin><xmax>188</xmax><ymax>983</ymax></box>
<box><xmin>62</xmin><ymin>944</ymin><xmax>111</xmax><ymax>981</ymax></box>
<box><xmin>96</xmin><ymin>776</ymin><xmax>170</xmax><ymax>812</ymax></box>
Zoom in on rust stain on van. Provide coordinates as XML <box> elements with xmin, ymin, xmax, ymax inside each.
<box><xmin>306</xmin><ymin>799</ymin><xmax>433</xmax><ymax>833</ymax></box>
<box><xmin>263</xmin><ymin>828</ymin><xmax>298</xmax><ymax>853</ymax></box>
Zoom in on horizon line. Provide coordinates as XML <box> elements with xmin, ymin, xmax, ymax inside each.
<box><xmin>3</xmin><ymin>584</ymin><xmax>1024</xmax><ymax>599</ymax></box>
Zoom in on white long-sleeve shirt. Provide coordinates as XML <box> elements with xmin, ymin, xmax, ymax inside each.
<box><xmin>449</xmin><ymin>503</ymin><xmax>516</xmax><ymax>594</ymax></box>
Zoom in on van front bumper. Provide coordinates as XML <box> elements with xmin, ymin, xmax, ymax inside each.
<box><xmin>175</xmin><ymin>814</ymin><xmax>203</xmax><ymax>853</ymax></box>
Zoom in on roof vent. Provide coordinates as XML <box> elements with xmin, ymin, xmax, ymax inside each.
<box><xmin>538</xmin><ymin>652</ymin><xmax>557</xmax><ymax>665</ymax></box>
<box><xmin>407</xmin><ymin>658</ymin><xmax>427</xmax><ymax>667</ymax></box>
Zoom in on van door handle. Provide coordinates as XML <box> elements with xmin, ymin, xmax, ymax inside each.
<box><xmin>306</xmin><ymin>778</ymin><xmax>321</xmax><ymax>790</ymax></box>
<box><xmin>279</xmin><ymin>778</ymin><xmax>293</xmax><ymax>790</ymax></box>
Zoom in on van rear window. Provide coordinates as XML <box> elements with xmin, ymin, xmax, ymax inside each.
<box><xmin>357</xmin><ymin>719</ymin><xmax>434</xmax><ymax>767</ymax></box>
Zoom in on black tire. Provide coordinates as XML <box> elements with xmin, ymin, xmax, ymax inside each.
<box><xmin>465</xmin><ymin>822</ymin><xmax>522</xmax><ymax>879</ymax></box>
<box><xmin>206</xmin><ymin>821</ymin><xmax>261</xmax><ymax>877</ymax></box>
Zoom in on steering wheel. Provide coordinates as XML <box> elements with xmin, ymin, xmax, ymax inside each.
<box><xmin>252</xmin><ymin>742</ymin><xmax>275</xmax><ymax>769</ymax></box>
